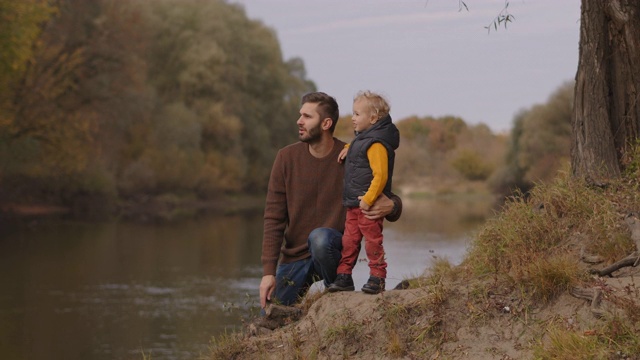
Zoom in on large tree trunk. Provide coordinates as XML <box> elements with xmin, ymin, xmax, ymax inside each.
<box><xmin>571</xmin><ymin>0</ymin><xmax>640</xmax><ymax>181</ymax></box>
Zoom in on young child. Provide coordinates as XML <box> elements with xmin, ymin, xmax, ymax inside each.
<box><xmin>328</xmin><ymin>91</ymin><xmax>400</xmax><ymax>294</ymax></box>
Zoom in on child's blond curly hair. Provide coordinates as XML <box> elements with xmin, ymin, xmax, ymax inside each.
<box><xmin>354</xmin><ymin>90</ymin><xmax>390</xmax><ymax>120</ymax></box>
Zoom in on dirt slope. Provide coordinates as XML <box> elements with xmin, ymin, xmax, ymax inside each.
<box><xmin>227</xmin><ymin>264</ymin><xmax>639</xmax><ymax>359</ymax></box>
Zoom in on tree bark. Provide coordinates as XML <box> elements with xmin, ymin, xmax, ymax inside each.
<box><xmin>571</xmin><ymin>0</ymin><xmax>640</xmax><ymax>181</ymax></box>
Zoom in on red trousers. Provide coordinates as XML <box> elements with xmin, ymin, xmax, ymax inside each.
<box><xmin>337</xmin><ymin>207</ymin><xmax>387</xmax><ymax>278</ymax></box>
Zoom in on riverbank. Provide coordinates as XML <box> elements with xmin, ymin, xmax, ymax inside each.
<box><xmin>0</xmin><ymin>193</ymin><xmax>266</xmax><ymax>223</ymax></box>
<box><xmin>208</xmin><ymin>172</ymin><xmax>640</xmax><ymax>359</ymax></box>
<box><xmin>115</xmin><ymin>193</ymin><xmax>265</xmax><ymax>222</ymax></box>
<box><xmin>0</xmin><ymin>178</ymin><xmax>496</xmax><ymax>223</ymax></box>
<box><xmin>213</xmin><ymin>266</ymin><xmax>640</xmax><ymax>359</ymax></box>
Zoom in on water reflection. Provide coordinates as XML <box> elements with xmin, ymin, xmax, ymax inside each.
<box><xmin>393</xmin><ymin>194</ymin><xmax>496</xmax><ymax>234</ymax></box>
<box><xmin>0</xmin><ymin>216</ymin><xmax>264</xmax><ymax>360</ymax></box>
<box><xmin>0</xmin><ymin>196</ymin><xmax>496</xmax><ymax>360</ymax></box>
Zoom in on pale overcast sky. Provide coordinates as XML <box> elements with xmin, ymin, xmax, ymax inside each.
<box><xmin>233</xmin><ymin>0</ymin><xmax>581</xmax><ymax>132</ymax></box>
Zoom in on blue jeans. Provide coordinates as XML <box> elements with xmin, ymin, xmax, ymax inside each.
<box><xmin>274</xmin><ymin>227</ymin><xmax>343</xmax><ymax>306</ymax></box>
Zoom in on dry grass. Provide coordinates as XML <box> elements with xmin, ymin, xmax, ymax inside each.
<box><xmin>466</xmin><ymin>171</ymin><xmax>636</xmax><ymax>302</ymax></box>
<box><xmin>533</xmin><ymin>313</ymin><xmax>640</xmax><ymax>360</ymax></box>
<box><xmin>533</xmin><ymin>326</ymin><xmax>609</xmax><ymax>360</ymax></box>
<box><xmin>465</xmin><ymin>170</ymin><xmax>640</xmax><ymax>359</ymax></box>
<box><xmin>207</xmin><ymin>331</ymin><xmax>247</xmax><ymax>360</ymax></box>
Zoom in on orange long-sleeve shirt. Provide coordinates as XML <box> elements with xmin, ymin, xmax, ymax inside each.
<box><xmin>361</xmin><ymin>143</ymin><xmax>388</xmax><ymax>206</ymax></box>
<box><xmin>343</xmin><ymin>142</ymin><xmax>389</xmax><ymax>206</ymax></box>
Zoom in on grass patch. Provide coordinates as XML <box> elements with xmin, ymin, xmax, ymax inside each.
<box><xmin>465</xmin><ymin>171</ymin><xmax>635</xmax><ymax>305</ymax></box>
<box><xmin>521</xmin><ymin>253</ymin><xmax>580</xmax><ymax>302</ymax></box>
<box><xmin>324</xmin><ymin>320</ymin><xmax>361</xmax><ymax>342</ymax></box>
<box><xmin>534</xmin><ymin>316</ymin><xmax>640</xmax><ymax>360</ymax></box>
<box><xmin>208</xmin><ymin>331</ymin><xmax>246</xmax><ymax>360</ymax></box>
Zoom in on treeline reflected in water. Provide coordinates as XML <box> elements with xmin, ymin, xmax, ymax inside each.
<box><xmin>0</xmin><ymin>214</ymin><xmax>264</xmax><ymax>360</ymax></box>
<box><xmin>391</xmin><ymin>194</ymin><xmax>498</xmax><ymax>235</ymax></box>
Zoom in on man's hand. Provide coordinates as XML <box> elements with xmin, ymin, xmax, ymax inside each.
<box><xmin>360</xmin><ymin>193</ymin><xmax>394</xmax><ymax>220</ymax></box>
<box><xmin>259</xmin><ymin>275</ymin><xmax>276</xmax><ymax>308</ymax></box>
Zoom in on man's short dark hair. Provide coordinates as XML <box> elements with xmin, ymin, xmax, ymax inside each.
<box><xmin>301</xmin><ymin>92</ymin><xmax>340</xmax><ymax>134</ymax></box>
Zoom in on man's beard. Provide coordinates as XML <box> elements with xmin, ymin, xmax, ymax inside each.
<box><xmin>299</xmin><ymin>122</ymin><xmax>322</xmax><ymax>143</ymax></box>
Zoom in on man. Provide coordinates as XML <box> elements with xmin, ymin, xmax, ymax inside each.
<box><xmin>259</xmin><ymin>92</ymin><xmax>402</xmax><ymax>308</ymax></box>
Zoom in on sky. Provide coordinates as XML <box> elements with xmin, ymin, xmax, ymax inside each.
<box><xmin>232</xmin><ymin>0</ymin><xmax>581</xmax><ymax>133</ymax></box>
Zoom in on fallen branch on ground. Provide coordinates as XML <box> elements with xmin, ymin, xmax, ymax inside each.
<box><xmin>590</xmin><ymin>253</ymin><xmax>639</xmax><ymax>277</ymax></box>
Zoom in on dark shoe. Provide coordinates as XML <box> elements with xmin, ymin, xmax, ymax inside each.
<box><xmin>362</xmin><ymin>276</ymin><xmax>385</xmax><ymax>294</ymax></box>
<box><xmin>327</xmin><ymin>274</ymin><xmax>355</xmax><ymax>292</ymax></box>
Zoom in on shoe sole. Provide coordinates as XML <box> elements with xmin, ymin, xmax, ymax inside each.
<box><xmin>327</xmin><ymin>285</ymin><xmax>355</xmax><ymax>292</ymax></box>
<box><xmin>361</xmin><ymin>287</ymin><xmax>384</xmax><ymax>294</ymax></box>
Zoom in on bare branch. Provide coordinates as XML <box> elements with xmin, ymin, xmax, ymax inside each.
<box><xmin>485</xmin><ymin>0</ymin><xmax>514</xmax><ymax>33</ymax></box>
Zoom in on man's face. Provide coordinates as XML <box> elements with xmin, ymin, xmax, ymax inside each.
<box><xmin>297</xmin><ymin>102</ymin><xmax>324</xmax><ymax>143</ymax></box>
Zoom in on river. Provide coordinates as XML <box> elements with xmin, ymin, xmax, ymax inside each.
<box><xmin>0</xmin><ymin>195</ymin><xmax>496</xmax><ymax>359</ymax></box>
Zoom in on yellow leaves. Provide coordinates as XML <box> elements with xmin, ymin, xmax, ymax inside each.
<box><xmin>19</xmin><ymin>40</ymin><xmax>85</xmax><ymax>105</ymax></box>
<box><xmin>0</xmin><ymin>0</ymin><xmax>55</xmax><ymax>79</ymax></box>
<box><xmin>0</xmin><ymin>111</ymin><xmax>14</xmax><ymax>128</ymax></box>
<box><xmin>451</xmin><ymin>149</ymin><xmax>495</xmax><ymax>181</ymax></box>
<box><xmin>1</xmin><ymin>0</ymin><xmax>312</xmax><ymax>200</ymax></box>
<box><xmin>201</xmin><ymin>103</ymin><xmax>243</xmax><ymax>150</ymax></box>
<box><xmin>197</xmin><ymin>152</ymin><xmax>246</xmax><ymax>195</ymax></box>
<box><xmin>24</xmin><ymin>112</ymin><xmax>95</xmax><ymax>176</ymax></box>
<box><xmin>1</xmin><ymin>25</ymin><xmax>95</xmax><ymax>176</ymax></box>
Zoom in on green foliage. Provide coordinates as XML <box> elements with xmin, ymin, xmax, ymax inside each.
<box><xmin>143</xmin><ymin>0</ymin><xmax>311</xmax><ymax>191</ymax></box>
<box><xmin>451</xmin><ymin>149</ymin><xmax>494</xmax><ymax>181</ymax></box>
<box><xmin>621</xmin><ymin>139</ymin><xmax>640</xmax><ymax>178</ymax></box>
<box><xmin>491</xmin><ymin>81</ymin><xmax>573</xmax><ymax>195</ymax></box>
<box><xmin>0</xmin><ymin>0</ymin><xmax>55</xmax><ymax>85</ymax></box>
<box><xmin>0</xmin><ymin>0</ymin><xmax>149</xmax><ymax>210</ymax></box>
<box><xmin>0</xmin><ymin>0</ymin><xmax>315</xmax><ymax>214</ymax></box>
<box><xmin>397</xmin><ymin>116</ymin><xmax>431</xmax><ymax>141</ymax></box>
<box><xmin>394</xmin><ymin>116</ymin><xmax>505</xmax><ymax>188</ymax></box>
<box><xmin>394</xmin><ymin>116</ymin><xmax>467</xmax><ymax>153</ymax></box>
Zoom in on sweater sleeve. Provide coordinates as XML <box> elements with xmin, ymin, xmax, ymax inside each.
<box><xmin>385</xmin><ymin>193</ymin><xmax>402</xmax><ymax>222</ymax></box>
<box><xmin>261</xmin><ymin>150</ymin><xmax>287</xmax><ymax>276</ymax></box>
<box><xmin>361</xmin><ymin>143</ymin><xmax>388</xmax><ymax>206</ymax></box>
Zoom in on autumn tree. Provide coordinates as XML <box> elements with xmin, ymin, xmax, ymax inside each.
<box><xmin>0</xmin><ymin>0</ymin><xmax>99</xmax><ymax>205</ymax></box>
<box><xmin>492</xmin><ymin>82</ymin><xmax>573</xmax><ymax>194</ymax></box>
<box><xmin>391</xmin><ymin>115</ymin><xmax>505</xmax><ymax>187</ymax></box>
<box><xmin>0</xmin><ymin>0</ymin><xmax>157</xmax><ymax>215</ymax></box>
<box><xmin>0</xmin><ymin>0</ymin><xmax>54</xmax><ymax>122</ymax></box>
<box><xmin>1</xmin><ymin>0</ymin><xmax>315</xmax><ymax>214</ymax></box>
<box><xmin>135</xmin><ymin>0</ymin><xmax>314</xmax><ymax>196</ymax></box>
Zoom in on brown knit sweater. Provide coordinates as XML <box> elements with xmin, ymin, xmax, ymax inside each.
<box><xmin>261</xmin><ymin>139</ymin><xmax>347</xmax><ymax>276</ymax></box>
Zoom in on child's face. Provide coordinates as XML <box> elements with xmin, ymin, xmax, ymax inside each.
<box><xmin>352</xmin><ymin>98</ymin><xmax>377</xmax><ymax>132</ymax></box>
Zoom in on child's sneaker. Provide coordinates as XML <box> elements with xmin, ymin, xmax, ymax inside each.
<box><xmin>327</xmin><ymin>274</ymin><xmax>355</xmax><ymax>292</ymax></box>
<box><xmin>361</xmin><ymin>276</ymin><xmax>385</xmax><ymax>294</ymax></box>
